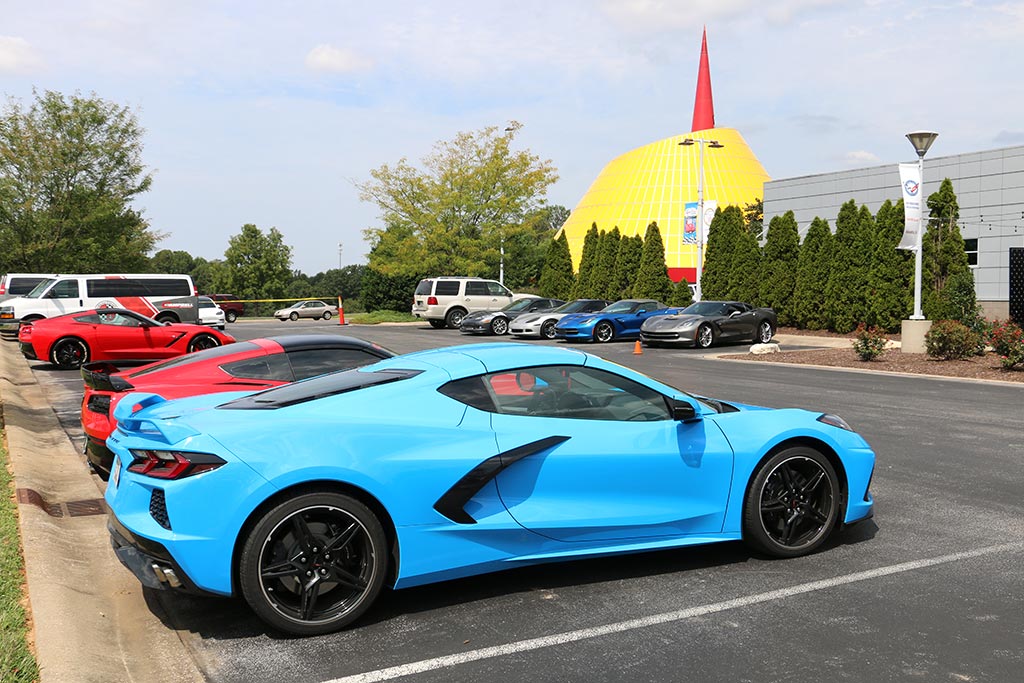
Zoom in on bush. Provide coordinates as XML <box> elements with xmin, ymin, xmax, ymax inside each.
<box><xmin>989</xmin><ymin>319</ymin><xmax>1024</xmax><ymax>369</ymax></box>
<box><xmin>924</xmin><ymin>320</ymin><xmax>981</xmax><ymax>360</ymax></box>
<box><xmin>852</xmin><ymin>324</ymin><xmax>887</xmax><ymax>361</ymax></box>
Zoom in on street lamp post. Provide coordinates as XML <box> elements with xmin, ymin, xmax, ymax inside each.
<box><xmin>679</xmin><ymin>137</ymin><xmax>724</xmax><ymax>302</ymax></box>
<box><xmin>906</xmin><ymin>131</ymin><xmax>938</xmax><ymax>320</ymax></box>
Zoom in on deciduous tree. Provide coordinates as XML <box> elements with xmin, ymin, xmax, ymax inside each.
<box><xmin>216</xmin><ymin>224</ymin><xmax>293</xmax><ymax>302</ymax></box>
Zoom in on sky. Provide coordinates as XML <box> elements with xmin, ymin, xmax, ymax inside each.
<box><xmin>2</xmin><ymin>0</ymin><xmax>1023</xmax><ymax>274</ymax></box>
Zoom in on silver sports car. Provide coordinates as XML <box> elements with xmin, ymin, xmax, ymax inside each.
<box><xmin>640</xmin><ymin>301</ymin><xmax>777</xmax><ymax>348</ymax></box>
<box><xmin>510</xmin><ymin>299</ymin><xmax>611</xmax><ymax>339</ymax></box>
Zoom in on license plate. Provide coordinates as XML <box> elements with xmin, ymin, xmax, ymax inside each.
<box><xmin>111</xmin><ymin>455</ymin><xmax>120</xmax><ymax>489</ymax></box>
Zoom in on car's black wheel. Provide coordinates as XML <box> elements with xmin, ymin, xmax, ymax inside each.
<box><xmin>696</xmin><ymin>323</ymin><xmax>715</xmax><ymax>348</ymax></box>
<box><xmin>593</xmin><ymin>321</ymin><xmax>614</xmax><ymax>343</ymax></box>
<box><xmin>218</xmin><ymin>324</ymin><xmax>226</xmax><ymax>331</ymax></box>
<box><xmin>755</xmin><ymin>320</ymin><xmax>774</xmax><ymax>343</ymax></box>
<box><xmin>225</xmin><ymin>310</ymin><xmax>238</xmax><ymax>323</ymax></box>
<box><xmin>540</xmin><ymin>320</ymin><xmax>557</xmax><ymax>340</ymax></box>
<box><xmin>289</xmin><ymin>311</ymin><xmax>299</xmax><ymax>321</ymax></box>
<box><xmin>239</xmin><ymin>492</ymin><xmax>387</xmax><ymax>636</ymax></box>
<box><xmin>187</xmin><ymin>334</ymin><xmax>221</xmax><ymax>353</ymax></box>
<box><xmin>445</xmin><ymin>308</ymin><xmax>466</xmax><ymax>329</ymax></box>
<box><xmin>428</xmin><ymin>319</ymin><xmax>446</xmax><ymax>329</ymax></box>
<box><xmin>743</xmin><ymin>447</ymin><xmax>840</xmax><ymax>558</ymax></box>
<box><xmin>323</xmin><ymin>311</ymin><xmax>332</xmax><ymax>320</ymax></box>
<box><xmin>490</xmin><ymin>317</ymin><xmax>509</xmax><ymax>335</ymax></box>
<box><xmin>49</xmin><ymin>337</ymin><xmax>89</xmax><ymax>369</ymax></box>
<box><xmin>155</xmin><ymin>313</ymin><xmax>178</xmax><ymax>325</ymax></box>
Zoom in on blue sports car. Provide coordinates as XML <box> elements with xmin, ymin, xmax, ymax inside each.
<box><xmin>104</xmin><ymin>343</ymin><xmax>875</xmax><ymax>635</ymax></box>
<box><xmin>554</xmin><ymin>299</ymin><xmax>677</xmax><ymax>343</ymax></box>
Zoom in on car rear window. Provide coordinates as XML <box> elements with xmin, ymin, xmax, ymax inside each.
<box><xmin>8</xmin><ymin>277</ymin><xmax>49</xmax><ymax>295</ymax></box>
<box><xmin>129</xmin><ymin>342</ymin><xmax>260</xmax><ymax>377</ymax></box>
<box><xmin>219</xmin><ymin>367</ymin><xmax>423</xmax><ymax>410</ymax></box>
<box><xmin>414</xmin><ymin>280</ymin><xmax>434</xmax><ymax>295</ymax></box>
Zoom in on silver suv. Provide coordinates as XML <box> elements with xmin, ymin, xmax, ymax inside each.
<box><xmin>412</xmin><ymin>277</ymin><xmax>514</xmax><ymax>328</ymax></box>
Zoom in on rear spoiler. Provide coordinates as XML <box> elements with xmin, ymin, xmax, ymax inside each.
<box><xmin>112</xmin><ymin>392</ymin><xmax>199</xmax><ymax>444</ymax></box>
<box><xmin>80</xmin><ymin>361</ymin><xmax>152</xmax><ymax>392</ymax></box>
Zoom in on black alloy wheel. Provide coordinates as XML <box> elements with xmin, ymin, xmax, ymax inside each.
<box><xmin>696</xmin><ymin>323</ymin><xmax>714</xmax><ymax>349</ymax></box>
<box><xmin>225</xmin><ymin>310</ymin><xmax>238</xmax><ymax>323</ymax></box>
<box><xmin>593</xmin><ymin>321</ymin><xmax>615</xmax><ymax>343</ymax></box>
<box><xmin>490</xmin><ymin>317</ymin><xmax>509</xmax><ymax>335</ymax></box>
<box><xmin>756</xmin><ymin>320</ymin><xmax>774</xmax><ymax>343</ymax></box>
<box><xmin>743</xmin><ymin>447</ymin><xmax>839</xmax><ymax>558</ymax></box>
<box><xmin>541</xmin><ymin>319</ymin><xmax>557</xmax><ymax>340</ymax></box>
<box><xmin>239</xmin><ymin>492</ymin><xmax>387</xmax><ymax>635</ymax></box>
<box><xmin>187</xmin><ymin>334</ymin><xmax>221</xmax><ymax>353</ymax></box>
<box><xmin>445</xmin><ymin>308</ymin><xmax>466</xmax><ymax>329</ymax></box>
<box><xmin>50</xmin><ymin>337</ymin><xmax>89</xmax><ymax>369</ymax></box>
<box><xmin>289</xmin><ymin>311</ymin><xmax>299</xmax><ymax>321</ymax></box>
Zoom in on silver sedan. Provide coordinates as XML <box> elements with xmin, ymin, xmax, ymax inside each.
<box><xmin>274</xmin><ymin>300</ymin><xmax>339</xmax><ymax>321</ymax></box>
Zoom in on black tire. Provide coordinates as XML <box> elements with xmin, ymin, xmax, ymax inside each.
<box><xmin>225</xmin><ymin>310</ymin><xmax>238</xmax><ymax>323</ymax></box>
<box><xmin>323</xmin><ymin>311</ymin><xmax>332</xmax><ymax>320</ymax></box>
<box><xmin>289</xmin><ymin>311</ymin><xmax>299</xmax><ymax>321</ymax></box>
<box><xmin>445</xmin><ymin>308</ymin><xmax>467</xmax><ymax>329</ymax></box>
<box><xmin>238</xmin><ymin>491</ymin><xmax>387</xmax><ymax>636</ymax></box>
<box><xmin>593</xmin><ymin>321</ymin><xmax>615</xmax><ymax>343</ymax></box>
<box><xmin>490</xmin><ymin>317</ymin><xmax>509</xmax><ymax>335</ymax></box>
<box><xmin>155</xmin><ymin>313</ymin><xmax>178</xmax><ymax>325</ymax></box>
<box><xmin>696</xmin><ymin>323</ymin><xmax>715</xmax><ymax>349</ymax></box>
<box><xmin>428</xmin><ymin>319</ymin><xmax>446</xmax><ymax>329</ymax></box>
<box><xmin>743</xmin><ymin>446</ymin><xmax>840</xmax><ymax>558</ymax></box>
<box><xmin>49</xmin><ymin>337</ymin><xmax>89</xmax><ymax>369</ymax></box>
<box><xmin>218</xmin><ymin>324</ymin><xmax>226</xmax><ymax>331</ymax></box>
<box><xmin>755</xmin><ymin>320</ymin><xmax>774</xmax><ymax>343</ymax></box>
<box><xmin>187</xmin><ymin>334</ymin><xmax>221</xmax><ymax>353</ymax></box>
<box><xmin>540</xmin><ymin>319</ymin><xmax>557</xmax><ymax>340</ymax></box>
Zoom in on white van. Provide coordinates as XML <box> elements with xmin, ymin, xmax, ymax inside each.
<box><xmin>0</xmin><ymin>274</ymin><xmax>199</xmax><ymax>332</ymax></box>
<box><xmin>0</xmin><ymin>273</ymin><xmax>59</xmax><ymax>304</ymax></box>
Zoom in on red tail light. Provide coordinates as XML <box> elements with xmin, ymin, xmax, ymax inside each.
<box><xmin>127</xmin><ymin>450</ymin><xmax>226</xmax><ymax>479</ymax></box>
<box><xmin>427</xmin><ymin>296</ymin><xmax>438</xmax><ymax>305</ymax></box>
<box><xmin>0</xmin><ymin>283</ymin><xmax>6</xmax><ymax>295</ymax></box>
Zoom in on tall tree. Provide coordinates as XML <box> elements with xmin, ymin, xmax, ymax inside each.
<box><xmin>701</xmin><ymin>206</ymin><xmax>744</xmax><ymax>300</ymax></box>
<box><xmin>149</xmin><ymin>249</ymin><xmax>196</xmax><ymax>275</ymax></box>
<box><xmin>868</xmin><ymin>200</ymin><xmax>913</xmax><ymax>331</ymax></box>
<box><xmin>593</xmin><ymin>227</ymin><xmax>621</xmax><ymax>299</ymax></box>
<box><xmin>359</xmin><ymin>122</ymin><xmax>558</xmax><ymax>279</ymax></box>
<box><xmin>793</xmin><ymin>217</ymin><xmax>833</xmax><ymax>330</ymax></box>
<box><xmin>729</xmin><ymin>227</ymin><xmax>762</xmax><ymax>304</ymax></box>
<box><xmin>611</xmin><ymin>234</ymin><xmax>643</xmax><ymax>301</ymax></box>
<box><xmin>312</xmin><ymin>265</ymin><xmax>367</xmax><ymax>301</ymax></box>
<box><xmin>216</xmin><ymin>224</ymin><xmax>293</xmax><ymax>301</ymax></box>
<box><xmin>668</xmin><ymin>277</ymin><xmax>694</xmax><ymax>307</ymax></box>
<box><xmin>0</xmin><ymin>90</ymin><xmax>159</xmax><ymax>272</ymax></box>
<box><xmin>539</xmin><ymin>232</ymin><xmax>575</xmax><ymax>300</ymax></box>
<box><xmin>632</xmin><ymin>222</ymin><xmax>673</xmax><ymax>301</ymax></box>
<box><xmin>922</xmin><ymin>178</ymin><xmax>972</xmax><ymax>320</ymax></box>
<box><xmin>826</xmin><ymin>201</ymin><xmax>874</xmax><ymax>333</ymax></box>
<box><xmin>572</xmin><ymin>223</ymin><xmax>601</xmax><ymax>299</ymax></box>
<box><xmin>743</xmin><ymin>197</ymin><xmax>764</xmax><ymax>239</ymax></box>
<box><xmin>758</xmin><ymin>211</ymin><xmax>800</xmax><ymax>324</ymax></box>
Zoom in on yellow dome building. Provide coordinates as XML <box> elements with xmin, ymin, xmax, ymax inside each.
<box><xmin>558</xmin><ymin>30</ymin><xmax>770</xmax><ymax>285</ymax></box>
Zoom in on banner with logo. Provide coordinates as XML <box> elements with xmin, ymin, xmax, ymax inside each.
<box><xmin>702</xmin><ymin>200</ymin><xmax>718</xmax><ymax>244</ymax></box>
<box><xmin>683</xmin><ymin>202</ymin><xmax>698</xmax><ymax>243</ymax></box>
<box><xmin>898</xmin><ymin>163</ymin><xmax>922</xmax><ymax>250</ymax></box>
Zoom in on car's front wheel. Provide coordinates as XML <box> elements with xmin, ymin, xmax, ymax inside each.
<box><xmin>696</xmin><ymin>323</ymin><xmax>715</xmax><ymax>348</ymax></box>
<box><xmin>289</xmin><ymin>312</ymin><xmax>299</xmax><ymax>321</ymax></box>
<box><xmin>490</xmin><ymin>317</ymin><xmax>509</xmax><ymax>335</ymax></box>
<box><xmin>743</xmin><ymin>447</ymin><xmax>840</xmax><ymax>558</ymax></box>
<box><xmin>50</xmin><ymin>337</ymin><xmax>89</xmax><ymax>369</ymax></box>
<box><xmin>187</xmin><ymin>334</ymin><xmax>221</xmax><ymax>353</ymax></box>
<box><xmin>593</xmin><ymin>321</ymin><xmax>614</xmax><ymax>343</ymax></box>
<box><xmin>540</xmin><ymin>320</ymin><xmax>557</xmax><ymax>340</ymax></box>
<box><xmin>755</xmin><ymin>320</ymin><xmax>774</xmax><ymax>343</ymax></box>
<box><xmin>239</xmin><ymin>492</ymin><xmax>387</xmax><ymax>636</ymax></box>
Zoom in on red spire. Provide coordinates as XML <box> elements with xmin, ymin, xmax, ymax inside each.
<box><xmin>691</xmin><ymin>27</ymin><xmax>715</xmax><ymax>132</ymax></box>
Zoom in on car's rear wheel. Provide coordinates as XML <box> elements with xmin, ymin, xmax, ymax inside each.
<box><xmin>225</xmin><ymin>310</ymin><xmax>238</xmax><ymax>323</ymax></box>
<box><xmin>428</xmin><ymin>320</ymin><xmax>446</xmax><ymax>329</ymax></box>
<box><xmin>696</xmin><ymin>323</ymin><xmax>715</xmax><ymax>348</ymax></box>
<box><xmin>490</xmin><ymin>317</ymin><xmax>509</xmax><ymax>335</ymax></box>
<box><xmin>593</xmin><ymin>321</ymin><xmax>614</xmax><ymax>343</ymax></box>
<box><xmin>239</xmin><ymin>492</ymin><xmax>387</xmax><ymax>636</ymax></box>
<box><xmin>155</xmin><ymin>312</ymin><xmax>178</xmax><ymax>325</ymax></box>
<box><xmin>289</xmin><ymin>311</ymin><xmax>299</xmax><ymax>321</ymax></box>
<box><xmin>755</xmin><ymin>320</ymin><xmax>774</xmax><ymax>343</ymax></box>
<box><xmin>540</xmin><ymin>320</ymin><xmax>557</xmax><ymax>340</ymax></box>
<box><xmin>322</xmin><ymin>311</ymin><xmax>332</xmax><ymax>320</ymax></box>
<box><xmin>187</xmin><ymin>334</ymin><xmax>220</xmax><ymax>353</ymax></box>
<box><xmin>445</xmin><ymin>308</ymin><xmax>467</xmax><ymax>329</ymax></box>
<box><xmin>743</xmin><ymin>447</ymin><xmax>839</xmax><ymax>558</ymax></box>
<box><xmin>50</xmin><ymin>337</ymin><xmax>89</xmax><ymax>369</ymax></box>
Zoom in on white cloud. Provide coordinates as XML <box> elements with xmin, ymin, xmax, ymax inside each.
<box><xmin>304</xmin><ymin>44</ymin><xmax>374</xmax><ymax>74</ymax></box>
<box><xmin>845</xmin><ymin>150</ymin><xmax>881</xmax><ymax>164</ymax></box>
<box><xmin>0</xmin><ymin>36</ymin><xmax>42</xmax><ymax>73</ymax></box>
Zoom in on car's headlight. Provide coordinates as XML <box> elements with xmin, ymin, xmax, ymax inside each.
<box><xmin>817</xmin><ymin>414</ymin><xmax>853</xmax><ymax>431</ymax></box>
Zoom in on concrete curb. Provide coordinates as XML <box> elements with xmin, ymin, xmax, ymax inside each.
<box><xmin>0</xmin><ymin>344</ymin><xmax>204</xmax><ymax>682</ymax></box>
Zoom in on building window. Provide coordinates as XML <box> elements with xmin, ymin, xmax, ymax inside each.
<box><xmin>964</xmin><ymin>238</ymin><xmax>978</xmax><ymax>267</ymax></box>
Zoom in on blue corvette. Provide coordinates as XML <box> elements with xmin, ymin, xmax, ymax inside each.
<box><xmin>554</xmin><ymin>299</ymin><xmax>678</xmax><ymax>343</ymax></box>
<box><xmin>105</xmin><ymin>344</ymin><xmax>875</xmax><ymax>635</ymax></box>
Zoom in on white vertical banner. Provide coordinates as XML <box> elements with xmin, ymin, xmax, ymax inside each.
<box><xmin>701</xmin><ymin>200</ymin><xmax>718</xmax><ymax>244</ymax></box>
<box><xmin>898</xmin><ymin>163</ymin><xmax>922</xmax><ymax>250</ymax></box>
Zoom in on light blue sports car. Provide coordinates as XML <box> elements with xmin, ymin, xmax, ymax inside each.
<box><xmin>104</xmin><ymin>343</ymin><xmax>875</xmax><ymax>635</ymax></box>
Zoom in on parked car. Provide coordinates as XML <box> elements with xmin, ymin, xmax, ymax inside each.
<box><xmin>0</xmin><ymin>273</ymin><xmax>58</xmax><ymax>304</ymax></box>
<box><xmin>81</xmin><ymin>335</ymin><xmax>394</xmax><ymax>479</ymax></box>
<box><xmin>18</xmin><ymin>308</ymin><xmax>233</xmax><ymax>369</ymax></box>
<box><xmin>411</xmin><ymin>276</ymin><xmax>515</xmax><ymax>328</ymax></box>
<box><xmin>554</xmin><ymin>299</ymin><xmax>677</xmax><ymax>343</ymax></box>
<box><xmin>205</xmin><ymin>294</ymin><xmax>245</xmax><ymax>323</ymax></box>
<box><xmin>197</xmin><ymin>296</ymin><xmax>226</xmax><ymax>330</ymax></box>
<box><xmin>459</xmin><ymin>297</ymin><xmax>564</xmax><ymax>335</ymax></box>
<box><xmin>274</xmin><ymin>300</ymin><xmax>338</xmax><ymax>321</ymax></box>
<box><xmin>104</xmin><ymin>343</ymin><xmax>875</xmax><ymax>635</ymax></box>
<box><xmin>640</xmin><ymin>301</ymin><xmax>778</xmax><ymax>349</ymax></box>
<box><xmin>510</xmin><ymin>299</ymin><xmax>612</xmax><ymax>339</ymax></box>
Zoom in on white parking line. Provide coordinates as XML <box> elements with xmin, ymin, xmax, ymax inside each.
<box><xmin>324</xmin><ymin>541</ymin><xmax>1024</xmax><ymax>683</ymax></box>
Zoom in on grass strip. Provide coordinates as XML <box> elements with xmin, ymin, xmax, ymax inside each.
<box><xmin>346</xmin><ymin>311</ymin><xmax>419</xmax><ymax>324</ymax></box>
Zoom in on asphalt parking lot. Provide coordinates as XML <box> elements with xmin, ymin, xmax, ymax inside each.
<box><xmin>19</xmin><ymin>320</ymin><xmax>1024</xmax><ymax>682</ymax></box>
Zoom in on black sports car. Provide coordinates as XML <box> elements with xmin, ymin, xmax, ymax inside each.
<box><xmin>459</xmin><ymin>297</ymin><xmax>565</xmax><ymax>335</ymax></box>
<box><xmin>640</xmin><ymin>301</ymin><xmax>777</xmax><ymax>348</ymax></box>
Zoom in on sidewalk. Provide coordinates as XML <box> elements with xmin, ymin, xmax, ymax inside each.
<box><xmin>1</xmin><ymin>344</ymin><xmax>204</xmax><ymax>683</ymax></box>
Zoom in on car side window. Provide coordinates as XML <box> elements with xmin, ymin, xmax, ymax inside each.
<box><xmin>435</xmin><ymin>281</ymin><xmax>461</xmax><ymax>295</ymax></box>
<box><xmin>487</xmin><ymin>282</ymin><xmax>511</xmax><ymax>297</ymax></box>
<box><xmin>46</xmin><ymin>279</ymin><xmax>79</xmax><ymax>299</ymax></box>
<box><xmin>222</xmin><ymin>354</ymin><xmax>294</xmax><ymax>382</ymax></box>
<box><xmin>465</xmin><ymin>281</ymin><xmax>488</xmax><ymax>296</ymax></box>
<box><xmin>99</xmin><ymin>312</ymin><xmax>143</xmax><ymax>327</ymax></box>
<box><xmin>287</xmin><ymin>348</ymin><xmax>382</xmax><ymax>381</ymax></box>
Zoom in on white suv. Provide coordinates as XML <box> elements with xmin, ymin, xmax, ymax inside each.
<box><xmin>412</xmin><ymin>277</ymin><xmax>514</xmax><ymax>328</ymax></box>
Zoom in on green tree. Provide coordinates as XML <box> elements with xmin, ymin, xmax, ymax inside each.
<box><xmin>826</xmin><ymin>201</ymin><xmax>874</xmax><ymax>333</ymax></box>
<box><xmin>793</xmin><ymin>217</ymin><xmax>833</xmax><ymax>329</ymax></box>
<box><xmin>922</xmin><ymin>178</ymin><xmax>972</xmax><ymax>320</ymax></box>
<box><xmin>0</xmin><ymin>89</ymin><xmax>160</xmax><ymax>272</ymax></box>
<box><xmin>758</xmin><ymin>211</ymin><xmax>800</xmax><ymax>324</ymax></box>
<box><xmin>361</xmin><ymin>268</ymin><xmax>424</xmax><ymax>312</ymax></box>
<box><xmin>743</xmin><ymin>197</ymin><xmax>764</xmax><ymax>239</ymax></box>
<box><xmin>729</xmin><ymin>227</ymin><xmax>762</xmax><ymax>304</ymax></box>
<box><xmin>593</xmin><ymin>227</ymin><xmax>621</xmax><ymax>299</ymax></box>
<box><xmin>311</xmin><ymin>265</ymin><xmax>367</xmax><ymax>301</ymax></box>
<box><xmin>668</xmin><ymin>277</ymin><xmax>694</xmax><ymax>307</ymax></box>
<box><xmin>868</xmin><ymin>200</ymin><xmax>913</xmax><ymax>331</ymax></box>
<box><xmin>360</xmin><ymin>122</ymin><xmax>558</xmax><ymax>279</ymax></box>
<box><xmin>701</xmin><ymin>206</ymin><xmax>744</xmax><ymax>300</ymax></box>
<box><xmin>216</xmin><ymin>224</ymin><xmax>293</xmax><ymax>301</ymax></box>
<box><xmin>611</xmin><ymin>234</ymin><xmax>643</xmax><ymax>301</ymax></box>
<box><xmin>190</xmin><ymin>257</ymin><xmax>222</xmax><ymax>295</ymax></box>
<box><xmin>572</xmin><ymin>223</ymin><xmax>601</xmax><ymax>299</ymax></box>
<box><xmin>632</xmin><ymin>222</ymin><xmax>673</xmax><ymax>301</ymax></box>
<box><xmin>539</xmin><ymin>232</ymin><xmax>575</xmax><ymax>300</ymax></box>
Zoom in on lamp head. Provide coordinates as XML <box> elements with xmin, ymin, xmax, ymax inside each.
<box><xmin>679</xmin><ymin>138</ymin><xmax>695</xmax><ymax>146</ymax></box>
<box><xmin>709</xmin><ymin>141</ymin><xmax>724</xmax><ymax>149</ymax></box>
<box><xmin>906</xmin><ymin>131</ymin><xmax>938</xmax><ymax>158</ymax></box>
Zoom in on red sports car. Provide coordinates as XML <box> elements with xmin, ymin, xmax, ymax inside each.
<box><xmin>80</xmin><ymin>334</ymin><xmax>394</xmax><ymax>478</ymax></box>
<box><xmin>18</xmin><ymin>308</ymin><xmax>234</xmax><ymax>370</ymax></box>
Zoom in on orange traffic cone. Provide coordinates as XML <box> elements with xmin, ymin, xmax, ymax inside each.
<box><xmin>633</xmin><ymin>340</ymin><xmax>643</xmax><ymax>355</ymax></box>
<box><xmin>337</xmin><ymin>297</ymin><xmax>346</xmax><ymax>325</ymax></box>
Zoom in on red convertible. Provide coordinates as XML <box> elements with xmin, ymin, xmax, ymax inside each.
<box><xmin>18</xmin><ymin>308</ymin><xmax>234</xmax><ymax>369</ymax></box>
<box><xmin>80</xmin><ymin>334</ymin><xmax>394</xmax><ymax>478</ymax></box>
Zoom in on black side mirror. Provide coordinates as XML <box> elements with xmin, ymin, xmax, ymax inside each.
<box><xmin>671</xmin><ymin>399</ymin><xmax>699</xmax><ymax>422</ymax></box>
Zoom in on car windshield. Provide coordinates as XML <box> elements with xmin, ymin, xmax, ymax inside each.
<box><xmin>602</xmin><ymin>301</ymin><xmax>641</xmax><ymax>314</ymax></box>
<box><xmin>25</xmin><ymin>278</ymin><xmax>57</xmax><ymax>298</ymax></box>
<box><xmin>503</xmin><ymin>299</ymin><xmax>536</xmax><ymax>312</ymax></box>
<box><xmin>555</xmin><ymin>300</ymin><xmax>597</xmax><ymax>313</ymax></box>
<box><xmin>681</xmin><ymin>302</ymin><xmax>729</xmax><ymax>316</ymax></box>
